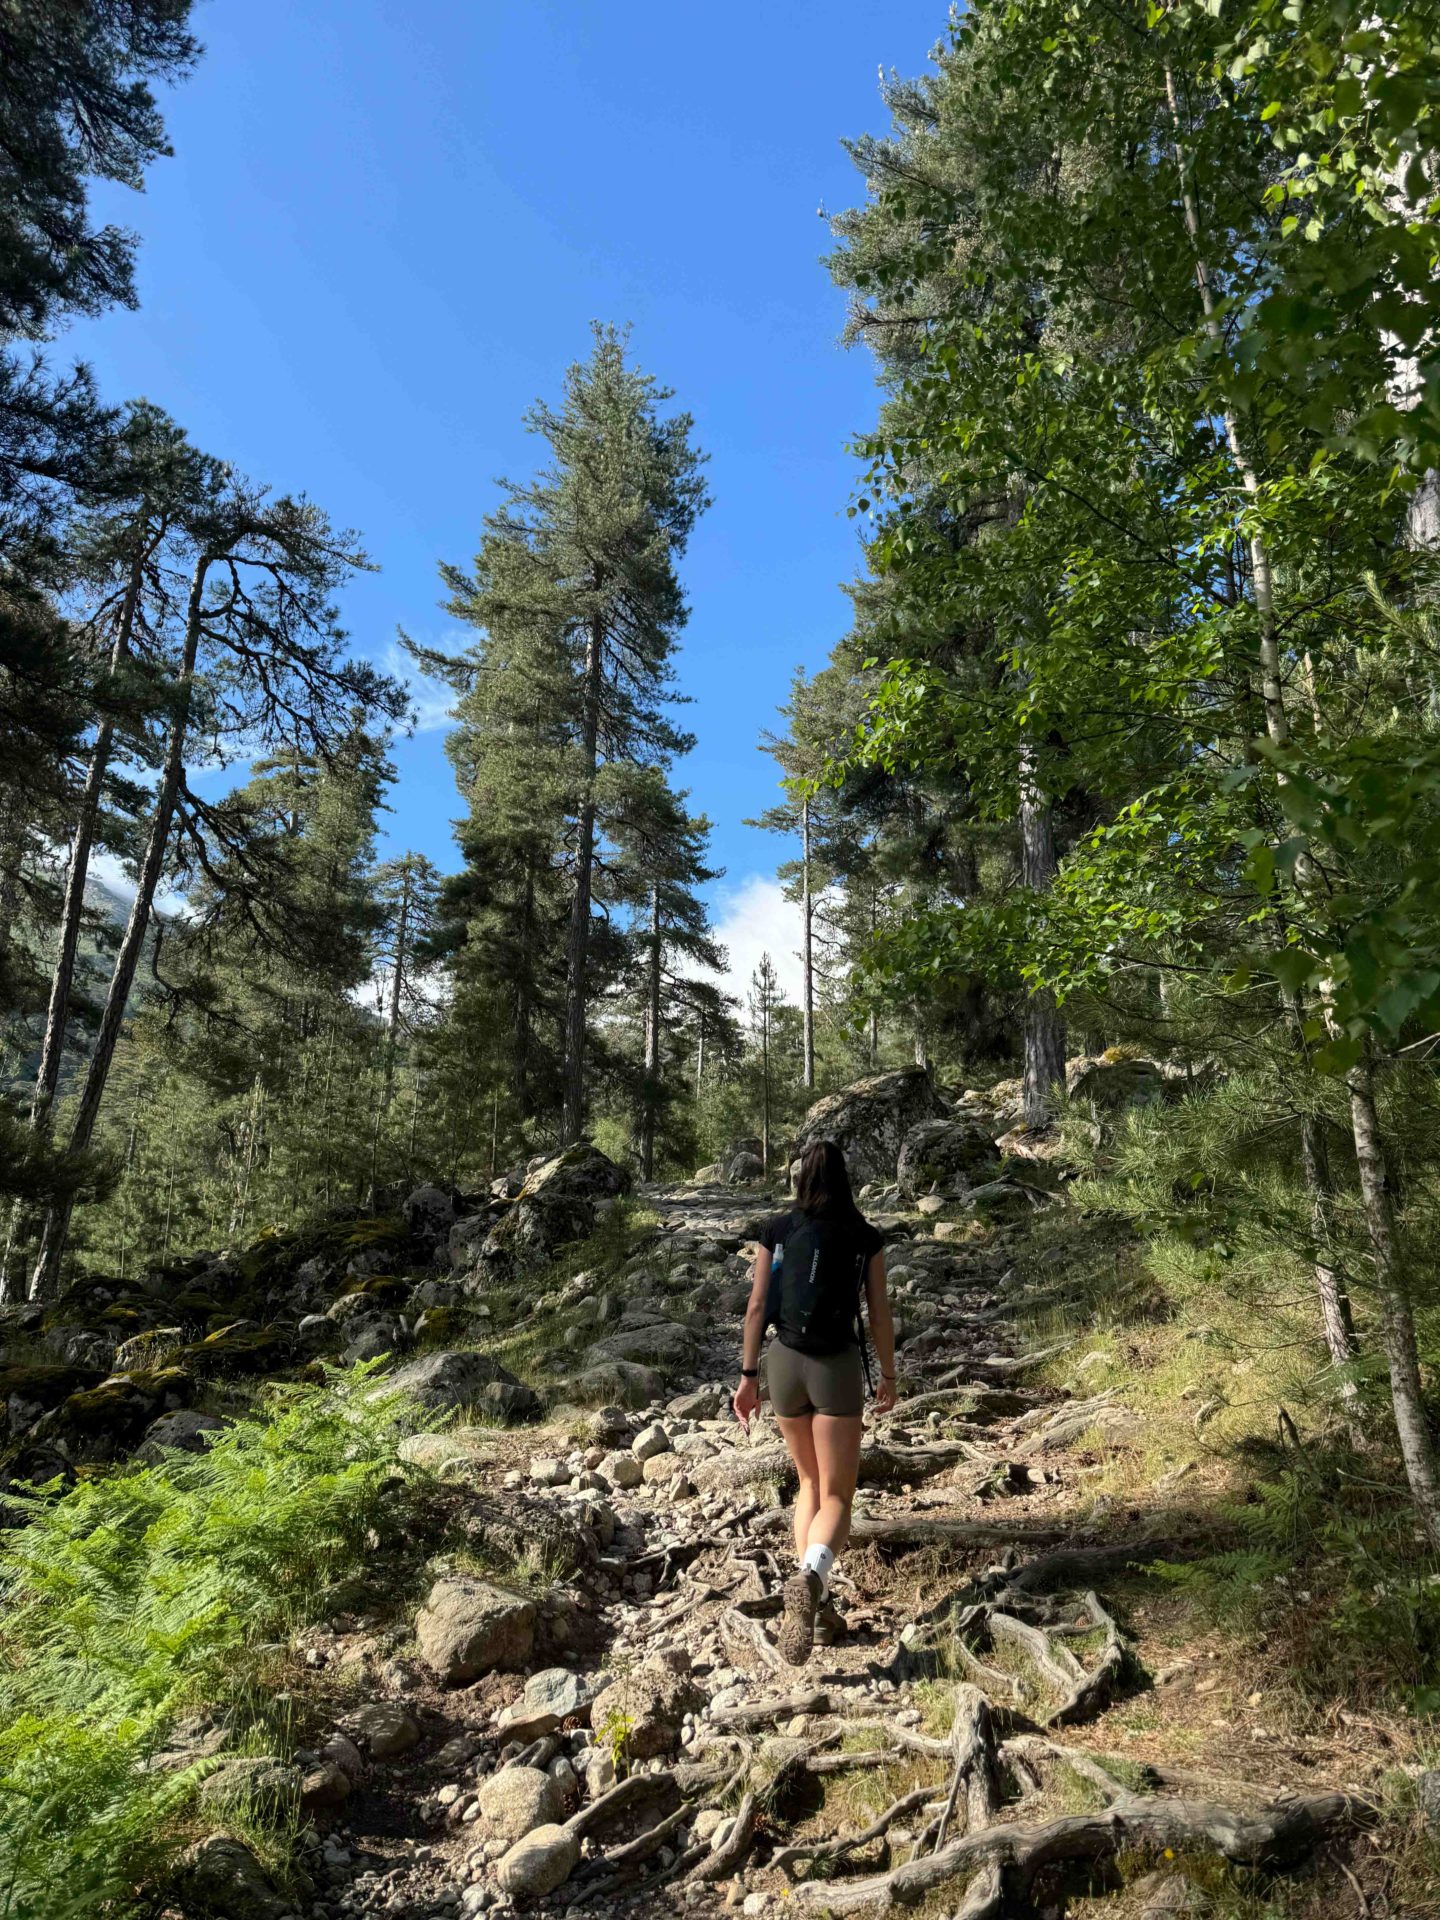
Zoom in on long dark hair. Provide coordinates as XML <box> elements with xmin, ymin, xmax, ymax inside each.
<box><xmin>794</xmin><ymin>1139</ymin><xmax>860</xmax><ymax>1221</ymax></box>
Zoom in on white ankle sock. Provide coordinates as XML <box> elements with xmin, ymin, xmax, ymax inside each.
<box><xmin>801</xmin><ymin>1543</ymin><xmax>835</xmax><ymax>1594</ymax></box>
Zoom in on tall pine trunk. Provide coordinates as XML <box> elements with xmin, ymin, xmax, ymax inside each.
<box><xmin>639</xmin><ymin>884</ymin><xmax>661</xmax><ymax>1179</ymax></box>
<box><xmin>760</xmin><ymin>1001</ymin><xmax>770</xmax><ymax>1173</ymax></box>
<box><xmin>384</xmin><ymin>867</ymin><xmax>411</xmax><ymax>1067</ymax></box>
<box><xmin>561</xmin><ymin>615</ymin><xmax>603</xmax><ymax>1145</ymax></box>
<box><xmin>1</xmin><ymin>546</ymin><xmax>149</xmax><ymax>1304</ymax></box>
<box><xmin>801</xmin><ymin>796</ymin><xmax>815</xmax><ymax>1091</ymax></box>
<box><xmin>29</xmin><ymin>553</ymin><xmax>212</xmax><ymax>1298</ymax></box>
<box><xmin>29</xmin><ymin>540</ymin><xmax>149</xmax><ymax>1143</ymax></box>
<box><xmin>1018</xmin><ymin>737</ymin><xmax>1065</xmax><ymax>1126</ymax></box>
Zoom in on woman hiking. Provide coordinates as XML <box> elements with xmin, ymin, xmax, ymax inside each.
<box><xmin>732</xmin><ymin>1138</ymin><xmax>898</xmax><ymax>1665</ymax></box>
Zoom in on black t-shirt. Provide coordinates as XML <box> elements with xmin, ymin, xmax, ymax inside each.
<box><xmin>758</xmin><ymin>1207</ymin><xmax>884</xmax><ymax>1351</ymax></box>
<box><xmin>758</xmin><ymin>1207</ymin><xmax>883</xmax><ymax>1263</ymax></box>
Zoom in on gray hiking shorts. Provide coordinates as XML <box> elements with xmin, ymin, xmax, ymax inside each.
<box><xmin>766</xmin><ymin>1339</ymin><xmax>864</xmax><ymax>1419</ymax></box>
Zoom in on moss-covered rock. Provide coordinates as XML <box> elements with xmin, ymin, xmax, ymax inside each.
<box><xmin>332</xmin><ymin>1274</ymin><xmax>409</xmax><ymax>1308</ymax></box>
<box><xmin>180</xmin><ymin>1322</ymin><xmax>289</xmax><ymax>1375</ymax></box>
<box><xmin>61</xmin><ymin>1366</ymin><xmax>193</xmax><ymax>1427</ymax></box>
<box><xmin>0</xmin><ymin>1362</ymin><xmax>106</xmax><ymax>1411</ymax></box>
<box><xmin>466</xmin><ymin>1146</ymin><xmax>630</xmax><ymax>1285</ymax></box>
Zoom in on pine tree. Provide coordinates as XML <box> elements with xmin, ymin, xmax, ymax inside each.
<box><xmin>748</xmin><ymin>953</ymin><xmax>784</xmax><ymax>1173</ymax></box>
<box><xmin>25</xmin><ymin>478</ymin><xmax>400</xmax><ymax>1295</ymax></box>
<box><xmin>607</xmin><ymin>768</ymin><xmax>723</xmax><ymax>1176</ymax></box>
<box><xmin>432</xmin><ymin>325</ymin><xmax>708</xmax><ymax>1145</ymax></box>
<box><xmin>0</xmin><ymin>0</ymin><xmax>200</xmax><ymax>564</ymax></box>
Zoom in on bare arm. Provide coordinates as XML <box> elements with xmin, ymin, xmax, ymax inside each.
<box><xmin>742</xmin><ymin>1247</ymin><xmax>771</xmax><ymax>1373</ymax></box>
<box><xmin>733</xmin><ymin>1246</ymin><xmax>771</xmax><ymax>1429</ymax></box>
<box><xmin>864</xmin><ymin>1252</ymin><xmax>898</xmax><ymax>1394</ymax></box>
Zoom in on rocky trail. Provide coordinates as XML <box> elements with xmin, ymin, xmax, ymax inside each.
<box><xmin>4</xmin><ymin>1067</ymin><xmax>1401</xmax><ymax>1918</ymax></box>
<box><xmin>274</xmin><ymin>1171</ymin><xmax>1372</xmax><ymax>1920</ymax></box>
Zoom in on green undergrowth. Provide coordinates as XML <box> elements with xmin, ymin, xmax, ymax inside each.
<box><xmin>0</xmin><ymin>1363</ymin><xmax>436</xmax><ymax>1920</ymax></box>
<box><xmin>1007</xmin><ymin>1187</ymin><xmax>1440</xmax><ymax>1718</ymax></box>
<box><xmin>465</xmin><ymin>1196</ymin><xmax>662</xmax><ymax>1382</ymax></box>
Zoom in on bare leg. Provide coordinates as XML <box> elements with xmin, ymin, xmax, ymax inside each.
<box><xmin>776</xmin><ymin>1413</ymin><xmax>819</xmax><ymax>1559</ymax></box>
<box><xmin>808</xmin><ymin>1413</ymin><xmax>864</xmax><ymax>1555</ymax></box>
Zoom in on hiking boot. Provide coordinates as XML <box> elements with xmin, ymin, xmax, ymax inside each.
<box><xmin>777</xmin><ymin>1568</ymin><xmax>823</xmax><ymax>1666</ymax></box>
<box><xmin>815</xmin><ymin>1595</ymin><xmax>846</xmax><ymax>1646</ymax></box>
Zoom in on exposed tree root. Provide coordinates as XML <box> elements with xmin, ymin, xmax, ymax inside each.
<box><xmin>954</xmin><ymin>1588</ymin><xmax>1129</xmax><ymax>1726</ymax></box>
<box><xmin>935</xmin><ymin>1684</ymin><xmax>1000</xmax><ymax>1847</ymax></box>
<box><xmin>785</xmin><ymin>1790</ymin><xmax>1366</xmax><ymax>1914</ymax></box>
<box><xmin>564</xmin><ymin>1768</ymin><xmax>678</xmax><ymax>1841</ymax></box>
<box><xmin>823</xmin><ymin>1514</ymin><xmax>1068</xmax><ymax>1552</ymax></box>
<box><xmin>685</xmin><ymin>1790</ymin><xmax>756</xmax><ymax>1882</ymax></box>
<box><xmin>771</xmin><ymin>1786</ymin><xmax>938</xmax><ymax>1877</ymax></box>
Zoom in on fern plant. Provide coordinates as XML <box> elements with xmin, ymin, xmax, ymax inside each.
<box><xmin>0</xmin><ymin>1363</ymin><xmax>430</xmax><ymax>1920</ymax></box>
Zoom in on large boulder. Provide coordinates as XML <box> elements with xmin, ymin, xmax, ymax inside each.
<box><xmin>464</xmin><ymin>1146</ymin><xmax>631</xmax><ymax>1286</ymax></box>
<box><xmin>1067</xmin><ymin>1054</ymin><xmax>1167</xmax><ymax>1111</ymax></box>
<box><xmin>587</xmin><ymin>1322</ymin><xmax>693</xmax><ymax>1370</ymax></box>
<box><xmin>173</xmin><ymin>1836</ymin><xmax>288</xmax><ymax>1920</ymax></box>
<box><xmin>136</xmin><ymin>1408</ymin><xmax>226</xmax><ymax>1461</ymax></box>
<box><xmin>723</xmin><ymin>1135</ymin><xmax>763</xmax><ymax>1163</ymax></box>
<box><xmin>415</xmin><ymin>1574</ymin><xmax>536</xmax><ymax>1683</ymax></box>
<box><xmin>383</xmin><ymin>1348</ymin><xmax>537</xmax><ymax>1422</ymax></box>
<box><xmin>897</xmin><ymin>1117</ymin><xmax>1000</xmax><ymax>1201</ymax></box>
<box><xmin>564</xmin><ymin>1359</ymin><xmax>663</xmax><ymax>1407</ymax></box>
<box><xmin>792</xmin><ymin>1069</ymin><xmax>946</xmax><ymax>1190</ymax></box>
<box><xmin>403</xmin><ymin>1184</ymin><xmax>455</xmax><ymax>1251</ymax></box>
<box><xmin>589</xmin><ymin>1654</ymin><xmax>704</xmax><ymax>1761</ymax></box>
<box><xmin>726</xmin><ymin>1151</ymin><xmax>765</xmax><ymax>1184</ymax></box>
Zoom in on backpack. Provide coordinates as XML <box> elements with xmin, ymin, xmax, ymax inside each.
<box><xmin>764</xmin><ymin>1209</ymin><xmax>874</xmax><ymax>1385</ymax></box>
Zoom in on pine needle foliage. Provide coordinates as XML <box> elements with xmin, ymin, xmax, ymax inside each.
<box><xmin>0</xmin><ymin>1363</ymin><xmax>427</xmax><ymax>1919</ymax></box>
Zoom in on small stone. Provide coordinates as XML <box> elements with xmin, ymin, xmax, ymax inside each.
<box><xmin>631</xmin><ymin>1422</ymin><xmax>670</xmax><ymax>1462</ymax></box>
<box><xmin>301</xmin><ymin>1761</ymin><xmax>352</xmax><ymax>1811</ymax></box>
<box><xmin>350</xmin><ymin>1703</ymin><xmax>419</xmax><ymax>1759</ymax></box>
<box><xmin>528</xmin><ymin>1456</ymin><xmax>570</xmax><ymax>1487</ymax></box>
<box><xmin>547</xmin><ymin>1755</ymin><xmax>580</xmax><ymax>1807</ymax></box>
<box><xmin>600</xmin><ymin>1451</ymin><xmax>642</xmax><ymax>1489</ymax></box>
<box><xmin>584</xmin><ymin>1749</ymin><xmax>616</xmax><ymax>1796</ymax></box>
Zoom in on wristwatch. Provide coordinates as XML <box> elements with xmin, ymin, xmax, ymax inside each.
<box><xmin>739</xmin><ymin>1367</ymin><xmax>758</xmax><ymax>1379</ymax></box>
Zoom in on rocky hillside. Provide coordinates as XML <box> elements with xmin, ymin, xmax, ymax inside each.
<box><xmin>1</xmin><ymin>1064</ymin><xmax>1432</xmax><ymax>1919</ymax></box>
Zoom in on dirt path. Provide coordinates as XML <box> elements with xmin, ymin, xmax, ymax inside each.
<box><xmin>294</xmin><ymin>1182</ymin><xmax>1373</xmax><ymax>1920</ymax></box>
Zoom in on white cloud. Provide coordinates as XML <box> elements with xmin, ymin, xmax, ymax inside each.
<box><xmin>705</xmin><ymin>874</ymin><xmax>807</xmax><ymax>1008</ymax></box>
<box><xmin>379</xmin><ymin>638</ymin><xmax>456</xmax><ymax>735</ymax></box>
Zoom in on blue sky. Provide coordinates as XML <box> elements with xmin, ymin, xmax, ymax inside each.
<box><xmin>66</xmin><ymin>0</ymin><xmax>945</xmax><ymax>994</ymax></box>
